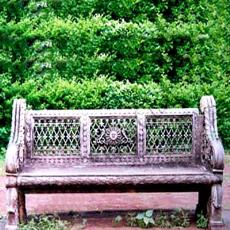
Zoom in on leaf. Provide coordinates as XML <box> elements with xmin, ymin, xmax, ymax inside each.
<box><xmin>149</xmin><ymin>218</ymin><xmax>155</xmax><ymax>225</ymax></box>
<box><xmin>145</xmin><ymin>209</ymin><xmax>153</xmax><ymax>217</ymax></box>
<box><xmin>136</xmin><ymin>213</ymin><xmax>145</xmax><ymax>220</ymax></box>
<box><xmin>143</xmin><ymin>216</ymin><xmax>150</xmax><ymax>226</ymax></box>
<box><xmin>114</xmin><ymin>215</ymin><xmax>122</xmax><ymax>223</ymax></box>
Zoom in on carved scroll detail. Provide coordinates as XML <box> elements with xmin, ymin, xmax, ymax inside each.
<box><xmin>18</xmin><ymin>100</ymin><xmax>26</xmax><ymax>168</ymax></box>
<box><xmin>17</xmin><ymin>174</ymin><xmax>221</xmax><ymax>187</ymax></box>
<box><xmin>200</xmin><ymin>96</ymin><xmax>224</xmax><ymax>171</ymax></box>
<box><xmin>90</xmin><ymin>117</ymin><xmax>137</xmax><ymax>155</ymax></box>
<box><xmin>6</xmin><ymin>99</ymin><xmax>26</xmax><ymax>173</ymax></box>
<box><xmin>80</xmin><ymin>116</ymin><xmax>90</xmax><ymax>160</ymax></box>
<box><xmin>212</xmin><ymin>184</ymin><xmax>223</xmax><ymax>209</ymax></box>
<box><xmin>137</xmin><ymin>113</ymin><xmax>146</xmax><ymax>158</ymax></box>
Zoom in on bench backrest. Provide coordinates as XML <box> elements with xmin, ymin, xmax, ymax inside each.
<box><xmin>20</xmin><ymin>107</ymin><xmax>203</xmax><ymax>167</ymax></box>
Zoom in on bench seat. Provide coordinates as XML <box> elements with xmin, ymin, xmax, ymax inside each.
<box><xmin>17</xmin><ymin>166</ymin><xmax>221</xmax><ymax>187</ymax></box>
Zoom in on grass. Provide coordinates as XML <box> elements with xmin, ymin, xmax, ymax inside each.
<box><xmin>225</xmin><ymin>154</ymin><xmax>230</xmax><ymax>167</ymax></box>
<box><xmin>0</xmin><ymin>158</ymin><xmax>4</xmax><ymax>176</ymax></box>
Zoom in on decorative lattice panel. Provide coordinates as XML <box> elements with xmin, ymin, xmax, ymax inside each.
<box><xmin>146</xmin><ymin>116</ymin><xmax>193</xmax><ymax>154</ymax></box>
<box><xmin>33</xmin><ymin>118</ymin><xmax>80</xmax><ymax>156</ymax></box>
<box><xmin>90</xmin><ymin>118</ymin><xmax>137</xmax><ymax>155</ymax></box>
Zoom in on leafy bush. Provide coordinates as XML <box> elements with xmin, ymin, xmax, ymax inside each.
<box><xmin>1</xmin><ymin>1</ymin><xmax>229</xmax><ymax>84</ymax></box>
<box><xmin>196</xmin><ymin>212</ymin><xmax>208</xmax><ymax>229</ymax></box>
<box><xmin>0</xmin><ymin>77</ymin><xmax>229</xmax><ymax>153</ymax></box>
<box><xmin>1</xmin><ymin>0</ymin><xmax>221</xmax><ymax>23</ymax></box>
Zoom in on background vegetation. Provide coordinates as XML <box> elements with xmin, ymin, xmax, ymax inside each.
<box><xmin>0</xmin><ymin>0</ymin><xmax>229</xmax><ymax>155</ymax></box>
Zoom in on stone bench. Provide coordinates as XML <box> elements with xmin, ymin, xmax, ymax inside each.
<box><xmin>5</xmin><ymin>96</ymin><xmax>224</xmax><ymax>229</ymax></box>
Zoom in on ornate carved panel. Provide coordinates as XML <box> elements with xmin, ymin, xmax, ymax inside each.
<box><xmin>33</xmin><ymin>118</ymin><xmax>80</xmax><ymax>156</ymax></box>
<box><xmin>146</xmin><ymin>116</ymin><xmax>193</xmax><ymax>154</ymax></box>
<box><xmin>90</xmin><ymin>117</ymin><xmax>137</xmax><ymax>155</ymax></box>
<box><xmin>201</xmin><ymin>130</ymin><xmax>213</xmax><ymax>170</ymax></box>
<box><xmin>25</xmin><ymin>109</ymin><xmax>200</xmax><ymax>165</ymax></box>
<box><xmin>200</xmin><ymin>95</ymin><xmax>224</xmax><ymax>171</ymax></box>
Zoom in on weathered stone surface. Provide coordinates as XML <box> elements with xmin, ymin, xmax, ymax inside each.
<box><xmin>5</xmin><ymin>96</ymin><xmax>225</xmax><ymax>229</ymax></box>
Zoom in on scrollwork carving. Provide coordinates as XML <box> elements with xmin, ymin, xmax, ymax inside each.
<box><xmin>212</xmin><ymin>184</ymin><xmax>223</xmax><ymax>209</ymax></box>
<box><xmin>6</xmin><ymin>99</ymin><xmax>26</xmax><ymax>173</ymax></box>
<box><xmin>90</xmin><ymin>118</ymin><xmax>137</xmax><ymax>155</ymax></box>
<box><xmin>200</xmin><ymin>96</ymin><xmax>224</xmax><ymax>171</ymax></box>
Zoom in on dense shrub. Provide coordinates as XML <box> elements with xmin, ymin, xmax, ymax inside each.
<box><xmin>0</xmin><ymin>0</ymin><xmax>229</xmax><ymax>154</ymax></box>
<box><xmin>1</xmin><ymin>0</ymin><xmax>224</xmax><ymax>23</ymax></box>
<box><xmin>1</xmin><ymin>77</ymin><xmax>229</xmax><ymax>150</ymax></box>
<box><xmin>0</xmin><ymin>15</ymin><xmax>228</xmax><ymax>83</ymax></box>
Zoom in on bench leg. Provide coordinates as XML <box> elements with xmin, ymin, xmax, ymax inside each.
<box><xmin>6</xmin><ymin>187</ymin><xmax>19</xmax><ymax>230</ymax></box>
<box><xmin>196</xmin><ymin>186</ymin><xmax>211</xmax><ymax>217</ymax></box>
<box><xmin>209</xmin><ymin>184</ymin><xmax>224</xmax><ymax>228</ymax></box>
<box><xmin>196</xmin><ymin>184</ymin><xmax>224</xmax><ymax>228</ymax></box>
<box><xmin>18</xmin><ymin>190</ymin><xmax>27</xmax><ymax>224</ymax></box>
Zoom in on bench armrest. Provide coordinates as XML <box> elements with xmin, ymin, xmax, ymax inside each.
<box><xmin>6</xmin><ymin>99</ymin><xmax>26</xmax><ymax>174</ymax></box>
<box><xmin>200</xmin><ymin>96</ymin><xmax>224</xmax><ymax>172</ymax></box>
<box><xmin>6</xmin><ymin>143</ymin><xmax>19</xmax><ymax>173</ymax></box>
<box><xmin>209</xmin><ymin>139</ymin><xmax>224</xmax><ymax>172</ymax></box>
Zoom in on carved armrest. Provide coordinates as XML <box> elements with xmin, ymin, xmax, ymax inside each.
<box><xmin>6</xmin><ymin>143</ymin><xmax>19</xmax><ymax>174</ymax></box>
<box><xmin>209</xmin><ymin>139</ymin><xmax>224</xmax><ymax>171</ymax></box>
<box><xmin>200</xmin><ymin>96</ymin><xmax>224</xmax><ymax>172</ymax></box>
<box><xmin>5</xmin><ymin>99</ymin><xmax>26</xmax><ymax>174</ymax></box>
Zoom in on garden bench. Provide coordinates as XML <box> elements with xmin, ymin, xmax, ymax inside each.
<box><xmin>5</xmin><ymin>96</ymin><xmax>224</xmax><ymax>229</ymax></box>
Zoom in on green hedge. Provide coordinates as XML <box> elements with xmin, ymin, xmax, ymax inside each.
<box><xmin>1</xmin><ymin>0</ymin><xmax>225</xmax><ymax>23</ymax></box>
<box><xmin>1</xmin><ymin>77</ymin><xmax>229</xmax><ymax>152</ymax></box>
<box><xmin>0</xmin><ymin>15</ymin><xmax>228</xmax><ymax>83</ymax></box>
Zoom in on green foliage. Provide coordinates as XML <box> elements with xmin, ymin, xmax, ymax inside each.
<box><xmin>154</xmin><ymin>209</ymin><xmax>190</xmax><ymax>228</ymax></box>
<box><xmin>0</xmin><ymin>154</ymin><xmax>5</xmax><ymax>176</ymax></box>
<box><xmin>154</xmin><ymin>212</ymin><xmax>172</xmax><ymax>228</ymax></box>
<box><xmin>126</xmin><ymin>209</ymin><xmax>190</xmax><ymax>228</ymax></box>
<box><xmin>170</xmin><ymin>208</ymin><xmax>190</xmax><ymax>227</ymax></box>
<box><xmin>0</xmin><ymin>77</ymin><xmax>229</xmax><ymax>154</ymax></box>
<box><xmin>0</xmin><ymin>0</ymin><xmax>209</xmax><ymax>22</ymax></box>
<box><xmin>0</xmin><ymin>0</ymin><xmax>229</xmax><ymax>153</ymax></box>
<box><xmin>196</xmin><ymin>212</ymin><xmax>208</xmax><ymax>229</ymax></box>
<box><xmin>212</xmin><ymin>79</ymin><xmax>230</xmax><ymax>148</ymax></box>
<box><xmin>19</xmin><ymin>216</ymin><xmax>68</xmax><ymax>230</ymax></box>
<box><xmin>1</xmin><ymin>0</ymin><xmax>229</xmax><ymax>84</ymax></box>
<box><xmin>129</xmin><ymin>210</ymin><xmax>155</xmax><ymax>228</ymax></box>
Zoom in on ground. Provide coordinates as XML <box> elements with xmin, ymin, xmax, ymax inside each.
<box><xmin>0</xmin><ymin>156</ymin><xmax>230</xmax><ymax>229</ymax></box>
